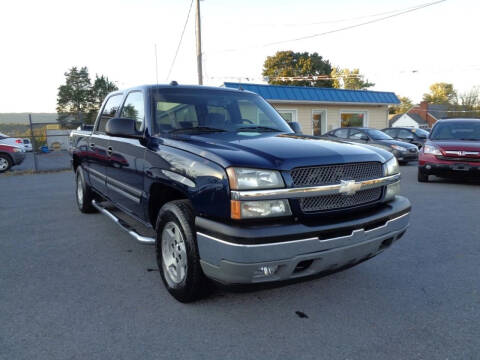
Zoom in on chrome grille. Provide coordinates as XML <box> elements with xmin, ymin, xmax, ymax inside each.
<box><xmin>290</xmin><ymin>162</ymin><xmax>383</xmax><ymax>187</ymax></box>
<box><xmin>299</xmin><ymin>188</ymin><xmax>383</xmax><ymax>212</ymax></box>
<box><xmin>291</xmin><ymin>162</ymin><xmax>384</xmax><ymax>212</ymax></box>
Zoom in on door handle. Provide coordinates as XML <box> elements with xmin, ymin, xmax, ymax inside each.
<box><xmin>89</xmin><ymin>143</ymin><xmax>95</xmax><ymax>148</ymax></box>
<box><xmin>107</xmin><ymin>146</ymin><xmax>113</xmax><ymax>156</ymax></box>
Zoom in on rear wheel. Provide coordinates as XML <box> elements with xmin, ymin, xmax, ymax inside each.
<box><xmin>75</xmin><ymin>166</ymin><xmax>97</xmax><ymax>213</ymax></box>
<box><xmin>418</xmin><ymin>168</ymin><xmax>429</xmax><ymax>182</ymax></box>
<box><xmin>0</xmin><ymin>154</ymin><xmax>12</xmax><ymax>173</ymax></box>
<box><xmin>155</xmin><ymin>200</ymin><xmax>208</xmax><ymax>302</ymax></box>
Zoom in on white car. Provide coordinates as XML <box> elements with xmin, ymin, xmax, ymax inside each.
<box><xmin>22</xmin><ymin>138</ymin><xmax>33</xmax><ymax>152</ymax></box>
<box><xmin>0</xmin><ymin>132</ymin><xmax>26</xmax><ymax>150</ymax></box>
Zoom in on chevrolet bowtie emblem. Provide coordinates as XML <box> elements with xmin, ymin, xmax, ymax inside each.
<box><xmin>339</xmin><ymin>180</ymin><xmax>362</xmax><ymax>195</ymax></box>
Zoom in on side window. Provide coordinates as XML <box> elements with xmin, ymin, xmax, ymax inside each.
<box><xmin>384</xmin><ymin>129</ymin><xmax>397</xmax><ymax>137</ymax></box>
<box><xmin>121</xmin><ymin>92</ymin><xmax>145</xmax><ymax>132</ymax></box>
<box><xmin>334</xmin><ymin>129</ymin><xmax>349</xmax><ymax>138</ymax></box>
<box><xmin>398</xmin><ymin>129</ymin><xmax>414</xmax><ymax>140</ymax></box>
<box><xmin>349</xmin><ymin>129</ymin><xmax>364</xmax><ymax>140</ymax></box>
<box><xmin>96</xmin><ymin>95</ymin><xmax>123</xmax><ymax>133</ymax></box>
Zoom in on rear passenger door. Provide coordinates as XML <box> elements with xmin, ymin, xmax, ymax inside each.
<box><xmin>106</xmin><ymin>90</ymin><xmax>147</xmax><ymax>220</ymax></box>
<box><xmin>87</xmin><ymin>94</ymin><xmax>123</xmax><ymax>195</ymax></box>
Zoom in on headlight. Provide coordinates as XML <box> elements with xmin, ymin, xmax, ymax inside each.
<box><xmin>384</xmin><ymin>157</ymin><xmax>399</xmax><ymax>176</ymax></box>
<box><xmin>12</xmin><ymin>147</ymin><xmax>23</xmax><ymax>153</ymax></box>
<box><xmin>423</xmin><ymin>144</ymin><xmax>442</xmax><ymax>155</ymax></box>
<box><xmin>391</xmin><ymin>144</ymin><xmax>407</xmax><ymax>152</ymax></box>
<box><xmin>231</xmin><ymin>199</ymin><xmax>291</xmax><ymax>219</ymax></box>
<box><xmin>227</xmin><ymin>167</ymin><xmax>284</xmax><ymax>190</ymax></box>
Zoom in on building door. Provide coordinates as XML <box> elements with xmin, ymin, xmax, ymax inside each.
<box><xmin>312</xmin><ymin>110</ymin><xmax>326</xmax><ymax>136</ymax></box>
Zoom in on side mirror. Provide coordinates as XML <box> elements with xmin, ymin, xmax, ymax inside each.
<box><xmin>106</xmin><ymin>118</ymin><xmax>143</xmax><ymax>139</ymax></box>
<box><xmin>289</xmin><ymin>122</ymin><xmax>303</xmax><ymax>134</ymax></box>
<box><xmin>360</xmin><ymin>134</ymin><xmax>369</xmax><ymax>141</ymax></box>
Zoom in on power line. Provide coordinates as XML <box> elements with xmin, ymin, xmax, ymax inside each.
<box><xmin>166</xmin><ymin>0</ymin><xmax>194</xmax><ymax>81</ymax></box>
<box><xmin>216</xmin><ymin>0</ymin><xmax>446</xmax><ymax>53</ymax></box>
<box><xmin>264</xmin><ymin>0</ymin><xmax>446</xmax><ymax>46</ymax></box>
<box><xmin>251</xmin><ymin>2</ymin><xmax>441</xmax><ymax>27</ymax></box>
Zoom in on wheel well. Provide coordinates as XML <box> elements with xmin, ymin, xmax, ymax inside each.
<box><xmin>0</xmin><ymin>152</ymin><xmax>13</xmax><ymax>163</ymax></box>
<box><xmin>148</xmin><ymin>182</ymin><xmax>188</xmax><ymax>227</ymax></box>
<box><xmin>72</xmin><ymin>155</ymin><xmax>80</xmax><ymax>171</ymax></box>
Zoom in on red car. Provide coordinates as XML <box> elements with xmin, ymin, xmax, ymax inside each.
<box><xmin>0</xmin><ymin>144</ymin><xmax>26</xmax><ymax>173</ymax></box>
<box><xmin>418</xmin><ymin>118</ymin><xmax>480</xmax><ymax>182</ymax></box>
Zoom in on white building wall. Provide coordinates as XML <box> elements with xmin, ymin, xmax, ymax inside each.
<box><xmin>391</xmin><ymin>114</ymin><xmax>420</xmax><ymax>128</ymax></box>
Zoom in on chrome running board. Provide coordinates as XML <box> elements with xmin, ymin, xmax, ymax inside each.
<box><xmin>92</xmin><ymin>200</ymin><xmax>155</xmax><ymax>245</ymax></box>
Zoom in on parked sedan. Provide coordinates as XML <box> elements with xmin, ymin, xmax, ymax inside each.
<box><xmin>0</xmin><ymin>144</ymin><xmax>26</xmax><ymax>173</ymax></box>
<box><xmin>418</xmin><ymin>118</ymin><xmax>480</xmax><ymax>182</ymax></box>
<box><xmin>0</xmin><ymin>133</ymin><xmax>26</xmax><ymax>150</ymax></box>
<box><xmin>322</xmin><ymin>127</ymin><xmax>418</xmax><ymax>164</ymax></box>
<box><xmin>382</xmin><ymin>127</ymin><xmax>429</xmax><ymax>149</ymax></box>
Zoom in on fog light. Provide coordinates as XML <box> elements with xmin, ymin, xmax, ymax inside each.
<box><xmin>385</xmin><ymin>181</ymin><xmax>400</xmax><ymax>201</ymax></box>
<box><xmin>254</xmin><ymin>265</ymin><xmax>278</xmax><ymax>277</ymax></box>
<box><xmin>426</xmin><ymin>165</ymin><xmax>432</xmax><ymax>170</ymax></box>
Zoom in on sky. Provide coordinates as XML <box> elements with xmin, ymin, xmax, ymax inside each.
<box><xmin>0</xmin><ymin>0</ymin><xmax>478</xmax><ymax>113</ymax></box>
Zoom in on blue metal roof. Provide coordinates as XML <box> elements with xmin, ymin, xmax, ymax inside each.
<box><xmin>223</xmin><ymin>82</ymin><xmax>400</xmax><ymax>105</ymax></box>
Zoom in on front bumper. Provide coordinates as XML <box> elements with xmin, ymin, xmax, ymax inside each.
<box><xmin>393</xmin><ymin>150</ymin><xmax>418</xmax><ymax>162</ymax></box>
<box><xmin>196</xmin><ymin>196</ymin><xmax>411</xmax><ymax>284</ymax></box>
<box><xmin>419</xmin><ymin>154</ymin><xmax>480</xmax><ymax>177</ymax></box>
<box><xmin>11</xmin><ymin>152</ymin><xmax>26</xmax><ymax>165</ymax></box>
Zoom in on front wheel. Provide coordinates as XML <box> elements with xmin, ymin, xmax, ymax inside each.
<box><xmin>75</xmin><ymin>166</ymin><xmax>97</xmax><ymax>213</ymax></box>
<box><xmin>155</xmin><ymin>200</ymin><xmax>208</xmax><ymax>302</ymax></box>
<box><xmin>0</xmin><ymin>154</ymin><xmax>12</xmax><ymax>173</ymax></box>
<box><xmin>418</xmin><ymin>168</ymin><xmax>429</xmax><ymax>182</ymax></box>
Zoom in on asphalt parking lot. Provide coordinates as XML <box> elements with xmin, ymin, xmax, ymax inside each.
<box><xmin>1</xmin><ymin>165</ymin><xmax>479</xmax><ymax>360</ymax></box>
<box><xmin>12</xmin><ymin>151</ymin><xmax>71</xmax><ymax>172</ymax></box>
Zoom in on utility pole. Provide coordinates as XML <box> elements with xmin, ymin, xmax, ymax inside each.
<box><xmin>195</xmin><ymin>0</ymin><xmax>203</xmax><ymax>85</ymax></box>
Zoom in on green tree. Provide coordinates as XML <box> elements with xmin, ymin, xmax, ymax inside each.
<box><xmin>56</xmin><ymin>67</ymin><xmax>92</xmax><ymax>127</ymax></box>
<box><xmin>57</xmin><ymin>67</ymin><xmax>118</xmax><ymax>126</ymax></box>
<box><xmin>389</xmin><ymin>96</ymin><xmax>414</xmax><ymax>114</ymax></box>
<box><xmin>86</xmin><ymin>75</ymin><xmax>118</xmax><ymax>123</ymax></box>
<box><xmin>422</xmin><ymin>82</ymin><xmax>457</xmax><ymax>104</ymax></box>
<box><xmin>331</xmin><ymin>68</ymin><xmax>375</xmax><ymax>90</ymax></box>
<box><xmin>262</xmin><ymin>51</ymin><xmax>333</xmax><ymax>87</ymax></box>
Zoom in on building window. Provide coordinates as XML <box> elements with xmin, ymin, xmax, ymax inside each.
<box><xmin>277</xmin><ymin>109</ymin><xmax>297</xmax><ymax>123</ymax></box>
<box><xmin>341</xmin><ymin>111</ymin><xmax>367</xmax><ymax>127</ymax></box>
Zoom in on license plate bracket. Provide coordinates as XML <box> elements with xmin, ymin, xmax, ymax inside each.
<box><xmin>452</xmin><ymin>163</ymin><xmax>470</xmax><ymax>171</ymax></box>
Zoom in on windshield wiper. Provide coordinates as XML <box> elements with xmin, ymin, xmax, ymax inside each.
<box><xmin>458</xmin><ymin>138</ymin><xmax>480</xmax><ymax>141</ymax></box>
<box><xmin>236</xmin><ymin>126</ymin><xmax>281</xmax><ymax>132</ymax></box>
<box><xmin>169</xmin><ymin>126</ymin><xmax>226</xmax><ymax>134</ymax></box>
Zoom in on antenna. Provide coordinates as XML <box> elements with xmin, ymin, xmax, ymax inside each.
<box><xmin>154</xmin><ymin>43</ymin><xmax>159</xmax><ymax>85</ymax></box>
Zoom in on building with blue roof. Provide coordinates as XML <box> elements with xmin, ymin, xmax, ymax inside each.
<box><xmin>223</xmin><ymin>82</ymin><xmax>400</xmax><ymax>135</ymax></box>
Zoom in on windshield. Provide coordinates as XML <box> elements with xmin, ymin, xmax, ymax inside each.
<box><xmin>365</xmin><ymin>129</ymin><xmax>393</xmax><ymax>140</ymax></box>
<box><xmin>430</xmin><ymin>121</ymin><xmax>480</xmax><ymax>141</ymax></box>
<box><xmin>152</xmin><ymin>89</ymin><xmax>293</xmax><ymax>135</ymax></box>
<box><xmin>412</xmin><ymin>128</ymin><xmax>429</xmax><ymax>138</ymax></box>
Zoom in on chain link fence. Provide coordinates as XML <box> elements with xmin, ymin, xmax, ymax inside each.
<box><xmin>0</xmin><ymin>113</ymin><xmax>89</xmax><ymax>173</ymax></box>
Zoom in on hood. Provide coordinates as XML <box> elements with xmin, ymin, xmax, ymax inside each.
<box><xmin>376</xmin><ymin>139</ymin><xmax>418</xmax><ymax>149</ymax></box>
<box><xmin>160</xmin><ymin>132</ymin><xmax>392</xmax><ymax>170</ymax></box>
<box><xmin>428</xmin><ymin>139</ymin><xmax>480</xmax><ymax>151</ymax></box>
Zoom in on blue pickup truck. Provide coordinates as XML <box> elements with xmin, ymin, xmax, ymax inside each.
<box><xmin>70</xmin><ymin>84</ymin><xmax>411</xmax><ymax>302</ymax></box>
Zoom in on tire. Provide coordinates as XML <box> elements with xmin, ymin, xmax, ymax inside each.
<box><xmin>0</xmin><ymin>154</ymin><xmax>12</xmax><ymax>173</ymax></box>
<box><xmin>75</xmin><ymin>166</ymin><xmax>97</xmax><ymax>213</ymax></box>
<box><xmin>155</xmin><ymin>200</ymin><xmax>208</xmax><ymax>302</ymax></box>
<box><xmin>398</xmin><ymin>161</ymin><xmax>408</xmax><ymax>166</ymax></box>
<box><xmin>418</xmin><ymin>168</ymin><xmax>429</xmax><ymax>182</ymax></box>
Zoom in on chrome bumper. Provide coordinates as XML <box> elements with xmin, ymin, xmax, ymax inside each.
<box><xmin>197</xmin><ymin>211</ymin><xmax>409</xmax><ymax>284</ymax></box>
